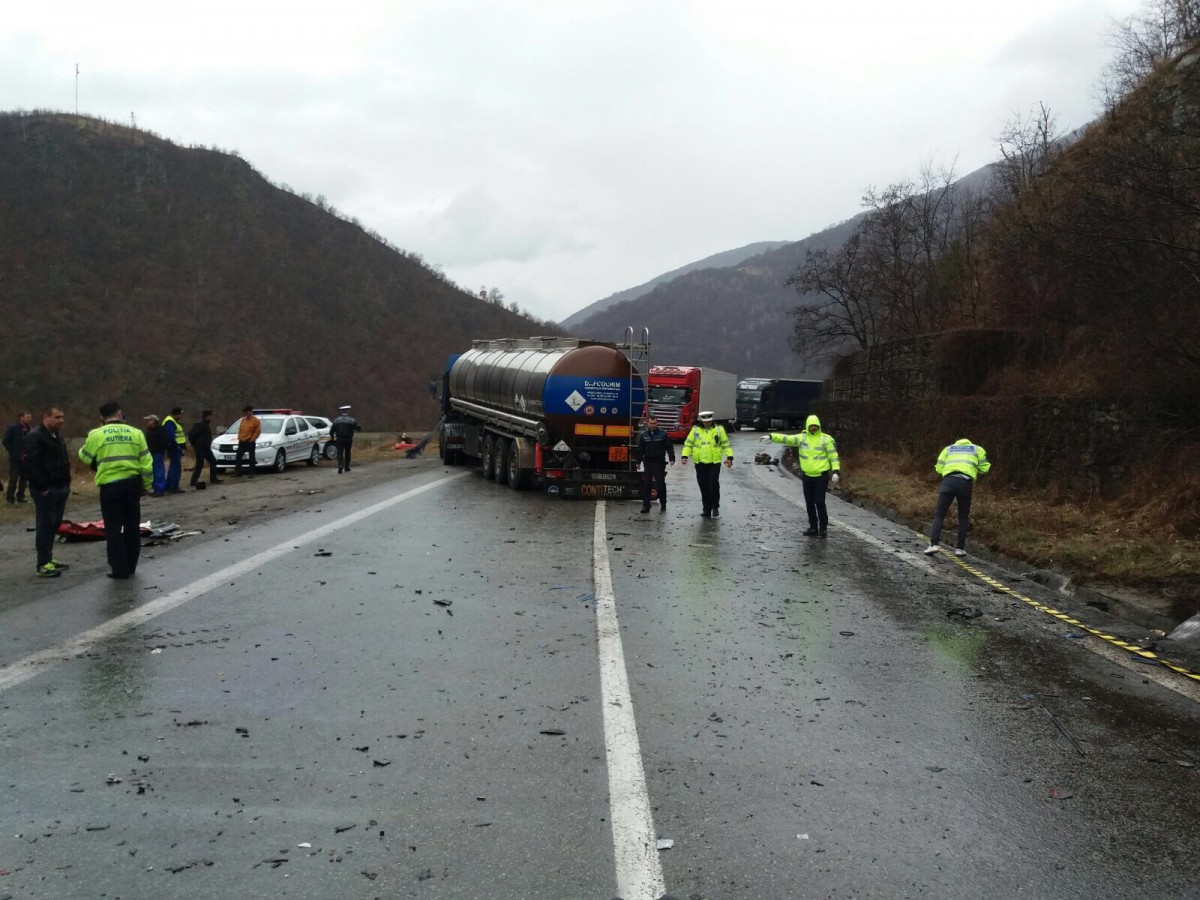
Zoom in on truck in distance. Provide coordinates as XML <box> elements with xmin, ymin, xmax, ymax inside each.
<box><xmin>735</xmin><ymin>377</ymin><xmax>774</xmax><ymax>430</ymax></box>
<box><xmin>750</xmin><ymin>378</ymin><xmax>823</xmax><ymax>431</ymax></box>
<box><xmin>644</xmin><ymin>365</ymin><xmax>737</xmax><ymax>440</ymax></box>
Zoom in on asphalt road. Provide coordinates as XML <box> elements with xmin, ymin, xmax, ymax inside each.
<box><xmin>2</xmin><ymin>434</ymin><xmax>1198</xmax><ymax>899</ymax></box>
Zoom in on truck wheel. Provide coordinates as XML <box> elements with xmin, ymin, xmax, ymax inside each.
<box><xmin>495</xmin><ymin>439</ymin><xmax>511</xmax><ymax>485</ymax></box>
<box><xmin>507</xmin><ymin>445</ymin><xmax>528</xmax><ymax>490</ymax></box>
<box><xmin>439</xmin><ymin>431</ymin><xmax>453</xmax><ymax>465</ymax></box>
<box><xmin>482</xmin><ymin>435</ymin><xmax>497</xmax><ymax>480</ymax></box>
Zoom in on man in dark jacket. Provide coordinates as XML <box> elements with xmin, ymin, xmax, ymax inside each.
<box><xmin>187</xmin><ymin>409</ymin><xmax>221</xmax><ymax>489</ymax></box>
<box><xmin>635</xmin><ymin>415</ymin><xmax>676</xmax><ymax>513</ymax></box>
<box><xmin>3</xmin><ymin>410</ymin><xmax>33</xmax><ymax>503</ymax></box>
<box><xmin>144</xmin><ymin>415</ymin><xmax>168</xmax><ymax>497</ymax></box>
<box><xmin>23</xmin><ymin>407</ymin><xmax>72</xmax><ymax>577</ymax></box>
<box><xmin>330</xmin><ymin>405</ymin><xmax>361</xmax><ymax>473</ymax></box>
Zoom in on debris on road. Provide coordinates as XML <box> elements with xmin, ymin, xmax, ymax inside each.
<box><xmin>656</xmin><ymin>838</ymin><xmax>674</xmax><ymax>850</ymax></box>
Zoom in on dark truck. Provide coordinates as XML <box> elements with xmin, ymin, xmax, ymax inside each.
<box><xmin>750</xmin><ymin>378</ymin><xmax>823</xmax><ymax>431</ymax></box>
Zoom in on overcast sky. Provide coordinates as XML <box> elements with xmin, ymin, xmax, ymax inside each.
<box><xmin>4</xmin><ymin>1</ymin><xmax>1145</xmax><ymax>322</ymax></box>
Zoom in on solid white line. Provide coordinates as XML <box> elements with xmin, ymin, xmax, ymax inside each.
<box><xmin>593</xmin><ymin>502</ymin><xmax>666</xmax><ymax>900</ymax></box>
<box><xmin>0</xmin><ymin>472</ymin><xmax>470</xmax><ymax>694</ymax></box>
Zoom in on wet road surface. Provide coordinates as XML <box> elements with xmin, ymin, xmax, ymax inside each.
<box><xmin>1</xmin><ymin>436</ymin><xmax>1198</xmax><ymax>899</ymax></box>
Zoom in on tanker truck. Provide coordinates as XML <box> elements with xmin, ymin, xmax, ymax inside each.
<box><xmin>439</xmin><ymin>337</ymin><xmax>646</xmax><ymax>499</ymax></box>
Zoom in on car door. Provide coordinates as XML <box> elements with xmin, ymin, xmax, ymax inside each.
<box><xmin>292</xmin><ymin>415</ymin><xmax>313</xmax><ymax>460</ymax></box>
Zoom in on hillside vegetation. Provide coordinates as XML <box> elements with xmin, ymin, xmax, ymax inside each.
<box><xmin>0</xmin><ymin>113</ymin><xmax>551</xmax><ymax>432</ymax></box>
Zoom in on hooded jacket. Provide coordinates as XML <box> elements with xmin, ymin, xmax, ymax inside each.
<box><xmin>769</xmin><ymin>414</ymin><xmax>840</xmax><ymax>477</ymax></box>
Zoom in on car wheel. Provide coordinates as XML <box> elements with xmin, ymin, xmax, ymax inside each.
<box><xmin>495</xmin><ymin>438</ymin><xmax>511</xmax><ymax>485</ymax></box>
<box><xmin>307</xmin><ymin>444</ymin><xmax>320</xmax><ymax>467</ymax></box>
<box><xmin>323</xmin><ymin>441</ymin><xmax>338</xmax><ymax>460</ymax></box>
<box><xmin>482</xmin><ymin>435</ymin><xmax>496</xmax><ymax>481</ymax></box>
<box><xmin>272</xmin><ymin>450</ymin><xmax>286</xmax><ymax>473</ymax></box>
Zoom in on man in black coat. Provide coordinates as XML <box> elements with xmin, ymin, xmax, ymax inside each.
<box><xmin>3</xmin><ymin>410</ymin><xmax>32</xmax><ymax>503</ymax></box>
<box><xmin>23</xmin><ymin>407</ymin><xmax>72</xmax><ymax>577</ymax></box>
<box><xmin>187</xmin><ymin>409</ymin><xmax>221</xmax><ymax>489</ymax></box>
<box><xmin>635</xmin><ymin>415</ymin><xmax>676</xmax><ymax>513</ymax></box>
<box><xmin>330</xmin><ymin>405</ymin><xmax>361</xmax><ymax>473</ymax></box>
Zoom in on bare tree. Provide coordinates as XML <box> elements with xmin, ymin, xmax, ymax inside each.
<box><xmin>1101</xmin><ymin>0</ymin><xmax>1200</xmax><ymax>105</ymax></box>
<box><xmin>787</xmin><ymin>233</ymin><xmax>882</xmax><ymax>355</ymax></box>
<box><xmin>995</xmin><ymin>103</ymin><xmax>1062</xmax><ymax>200</ymax></box>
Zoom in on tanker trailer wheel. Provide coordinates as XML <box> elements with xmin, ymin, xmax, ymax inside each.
<box><xmin>506</xmin><ymin>443</ymin><xmax>528</xmax><ymax>490</ymax></box>
<box><xmin>494</xmin><ymin>438</ymin><xmax>511</xmax><ymax>486</ymax></box>
<box><xmin>482</xmin><ymin>435</ymin><xmax>497</xmax><ymax>481</ymax></box>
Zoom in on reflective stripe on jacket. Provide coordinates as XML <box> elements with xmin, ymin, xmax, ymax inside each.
<box><xmin>935</xmin><ymin>439</ymin><xmax>990</xmax><ymax>480</ymax></box>
<box><xmin>79</xmin><ymin>422</ymin><xmax>153</xmax><ymax>487</ymax></box>
<box><xmin>682</xmin><ymin>424</ymin><xmax>732</xmax><ymax>464</ymax></box>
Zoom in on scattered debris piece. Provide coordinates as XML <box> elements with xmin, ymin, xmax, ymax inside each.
<box><xmin>105</xmin><ymin>774</ymin><xmax>123</xmax><ymax>785</ymax></box>
<box><xmin>539</xmin><ymin>729</ymin><xmax>566</xmax><ymax>736</ymax></box>
<box><xmin>372</xmin><ymin>759</ymin><xmax>392</xmax><ymax>767</ymax></box>
<box><xmin>150</xmin><ymin>648</ymin><xmax>163</xmax><ymax>655</ymax></box>
<box><xmin>1048</xmin><ymin>788</ymin><xmax>1074</xmax><ymax>800</ymax></box>
<box><xmin>314</xmin><ymin>551</ymin><xmax>333</xmax><ymax>557</ymax></box>
<box><xmin>656</xmin><ymin>838</ymin><xmax>674</xmax><ymax>850</ymax></box>
<box><xmin>433</xmin><ymin>599</ymin><xmax>452</xmax><ymax>607</ymax></box>
<box><xmin>946</xmin><ymin>607</ymin><xmax>982</xmax><ymax>620</ymax></box>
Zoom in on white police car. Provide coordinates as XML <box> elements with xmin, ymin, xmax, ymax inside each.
<box><xmin>213</xmin><ymin>410</ymin><xmax>324</xmax><ymax>473</ymax></box>
<box><xmin>303</xmin><ymin>415</ymin><xmax>339</xmax><ymax>460</ymax></box>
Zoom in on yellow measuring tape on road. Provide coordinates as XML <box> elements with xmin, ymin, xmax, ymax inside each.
<box><xmin>933</xmin><ymin>548</ymin><xmax>1200</xmax><ymax>684</ymax></box>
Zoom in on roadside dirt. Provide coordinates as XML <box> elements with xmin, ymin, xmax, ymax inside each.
<box><xmin>0</xmin><ymin>445</ymin><xmax>439</xmax><ymax>588</ymax></box>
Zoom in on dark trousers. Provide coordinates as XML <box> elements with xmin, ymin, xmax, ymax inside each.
<box><xmin>191</xmin><ymin>445</ymin><xmax>219</xmax><ymax>484</ymax></box>
<box><xmin>99</xmin><ymin>477</ymin><xmax>143</xmax><ymax>578</ymax></box>
<box><xmin>166</xmin><ymin>444</ymin><xmax>184</xmax><ymax>491</ymax></box>
<box><xmin>930</xmin><ymin>476</ymin><xmax>974</xmax><ymax>549</ymax></box>
<box><xmin>336</xmin><ymin>440</ymin><xmax>353</xmax><ymax>471</ymax></box>
<box><xmin>802</xmin><ymin>472</ymin><xmax>831</xmax><ymax>531</ymax></box>
<box><xmin>693</xmin><ymin>463</ymin><xmax>721</xmax><ymax>513</ymax></box>
<box><xmin>6</xmin><ymin>455</ymin><xmax>26</xmax><ymax>501</ymax></box>
<box><xmin>235</xmin><ymin>440</ymin><xmax>257</xmax><ymax>474</ymax></box>
<box><xmin>33</xmin><ymin>484</ymin><xmax>70</xmax><ymax>568</ymax></box>
<box><xmin>641</xmin><ymin>463</ymin><xmax>668</xmax><ymax>508</ymax></box>
<box><xmin>151</xmin><ymin>453</ymin><xmax>166</xmax><ymax>493</ymax></box>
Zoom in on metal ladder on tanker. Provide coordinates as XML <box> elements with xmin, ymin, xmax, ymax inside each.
<box><xmin>615</xmin><ymin>326</ymin><xmax>651</xmax><ymax>464</ymax></box>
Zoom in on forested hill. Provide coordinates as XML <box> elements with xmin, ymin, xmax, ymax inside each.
<box><xmin>0</xmin><ymin>112</ymin><xmax>546</xmax><ymax>431</ymax></box>
<box><xmin>567</xmin><ymin>220</ymin><xmax>860</xmax><ymax>378</ymax></box>
<box><xmin>559</xmin><ymin>240</ymin><xmax>788</xmax><ymax>331</ymax></box>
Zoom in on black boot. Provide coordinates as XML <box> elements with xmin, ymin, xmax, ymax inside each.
<box><xmin>803</xmin><ymin>527</ymin><xmax>819</xmax><ymax>536</ymax></box>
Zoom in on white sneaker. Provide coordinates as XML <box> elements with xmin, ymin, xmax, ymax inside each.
<box><xmin>923</xmin><ymin>545</ymin><xmax>939</xmax><ymax>555</ymax></box>
<box><xmin>954</xmin><ymin>548</ymin><xmax>966</xmax><ymax>557</ymax></box>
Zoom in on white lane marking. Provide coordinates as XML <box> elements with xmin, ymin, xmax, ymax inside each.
<box><xmin>0</xmin><ymin>472</ymin><xmax>470</xmax><ymax>693</ymax></box>
<box><xmin>593</xmin><ymin>502</ymin><xmax>666</xmax><ymax>900</ymax></box>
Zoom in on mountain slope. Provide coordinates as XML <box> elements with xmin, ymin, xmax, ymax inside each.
<box><xmin>0</xmin><ymin>113</ymin><xmax>543</xmax><ymax>430</ymax></box>
<box><xmin>559</xmin><ymin>240</ymin><xmax>787</xmax><ymax>330</ymax></box>
<box><xmin>567</xmin><ymin>219</ymin><xmax>860</xmax><ymax>378</ymax></box>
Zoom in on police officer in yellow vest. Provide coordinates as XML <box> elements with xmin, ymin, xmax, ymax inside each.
<box><xmin>681</xmin><ymin>411</ymin><xmax>733</xmax><ymax>517</ymax></box>
<box><xmin>923</xmin><ymin>438</ymin><xmax>990</xmax><ymax>557</ymax></box>
<box><xmin>765</xmin><ymin>414</ymin><xmax>840</xmax><ymax>537</ymax></box>
<box><xmin>162</xmin><ymin>406</ymin><xmax>187</xmax><ymax>494</ymax></box>
<box><xmin>79</xmin><ymin>401</ymin><xmax>153</xmax><ymax>579</ymax></box>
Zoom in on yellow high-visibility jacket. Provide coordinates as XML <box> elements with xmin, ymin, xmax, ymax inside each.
<box><xmin>769</xmin><ymin>414</ymin><xmax>839</xmax><ymax>476</ymax></box>
<box><xmin>79</xmin><ymin>421</ymin><xmax>153</xmax><ymax>487</ymax></box>
<box><xmin>682</xmin><ymin>424</ymin><xmax>732</xmax><ymax>464</ymax></box>
<box><xmin>936</xmin><ymin>439</ymin><xmax>990</xmax><ymax>480</ymax></box>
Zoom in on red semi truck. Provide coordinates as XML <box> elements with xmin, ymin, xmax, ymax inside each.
<box><xmin>644</xmin><ymin>365</ymin><xmax>737</xmax><ymax>440</ymax></box>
